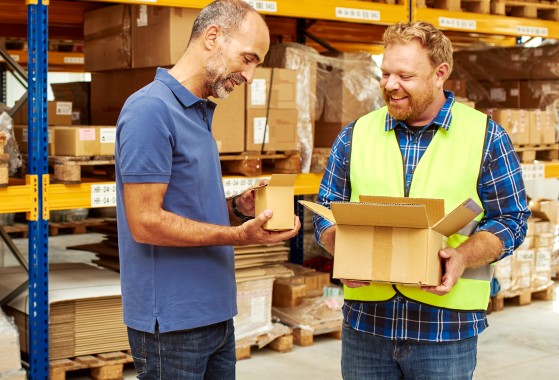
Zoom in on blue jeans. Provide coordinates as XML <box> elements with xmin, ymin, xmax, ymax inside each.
<box><xmin>127</xmin><ymin>319</ymin><xmax>236</xmax><ymax>380</ymax></box>
<box><xmin>341</xmin><ymin>322</ymin><xmax>477</xmax><ymax>379</ymax></box>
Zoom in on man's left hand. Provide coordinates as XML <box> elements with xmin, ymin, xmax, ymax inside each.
<box><xmin>421</xmin><ymin>247</ymin><xmax>466</xmax><ymax>296</ymax></box>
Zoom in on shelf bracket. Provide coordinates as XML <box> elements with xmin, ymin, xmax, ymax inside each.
<box><xmin>42</xmin><ymin>174</ymin><xmax>49</xmax><ymax>220</ymax></box>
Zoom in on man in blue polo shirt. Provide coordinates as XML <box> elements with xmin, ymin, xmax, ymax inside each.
<box><xmin>115</xmin><ymin>1</ymin><xmax>301</xmax><ymax>378</ymax></box>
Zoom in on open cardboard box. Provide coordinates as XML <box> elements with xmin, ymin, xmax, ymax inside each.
<box><xmin>300</xmin><ymin>196</ymin><xmax>482</xmax><ymax>286</ymax></box>
<box><xmin>254</xmin><ymin>174</ymin><xmax>297</xmax><ymax>231</ymax></box>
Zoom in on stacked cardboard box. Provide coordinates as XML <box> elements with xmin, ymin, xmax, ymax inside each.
<box><xmin>12</xmin><ymin>100</ymin><xmax>73</xmax><ymax>126</ymax></box>
<box><xmin>234</xmin><ymin>277</ymin><xmax>275</xmax><ymax>340</ymax></box>
<box><xmin>51</xmin><ymin>82</ymin><xmax>91</xmax><ymax>125</ymax></box>
<box><xmin>484</xmin><ymin>109</ymin><xmax>556</xmax><ymax>146</ymax></box>
<box><xmin>0</xmin><ymin>309</ymin><xmax>26</xmax><ymax>380</ymax></box>
<box><xmin>0</xmin><ymin>263</ymin><xmax>129</xmax><ymax>360</ymax></box>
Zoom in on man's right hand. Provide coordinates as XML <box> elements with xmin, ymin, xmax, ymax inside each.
<box><xmin>236</xmin><ymin>209</ymin><xmax>301</xmax><ymax>244</ymax></box>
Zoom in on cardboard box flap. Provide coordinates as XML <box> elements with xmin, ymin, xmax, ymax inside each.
<box><xmin>299</xmin><ymin>200</ymin><xmax>336</xmax><ymax>223</ymax></box>
<box><xmin>530</xmin><ymin>210</ymin><xmax>549</xmax><ymax>222</ymax></box>
<box><xmin>360</xmin><ymin>195</ymin><xmax>445</xmax><ymax>226</ymax></box>
<box><xmin>331</xmin><ymin>202</ymin><xmax>431</xmax><ymax>228</ymax></box>
<box><xmin>268</xmin><ymin>174</ymin><xmax>297</xmax><ymax>187</ymax></box>
<box><xmin>432</xmin><ymin>198</ymin><xmax>483</xmax><ymax>237</ymax></box>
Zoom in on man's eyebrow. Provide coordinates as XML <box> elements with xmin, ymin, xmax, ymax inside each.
<box><xmin>244</xmin><ymin>52</ymin><xmax>261</xmax><ymax>63</ymax></box>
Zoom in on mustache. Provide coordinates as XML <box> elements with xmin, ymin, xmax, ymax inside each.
<box><xmin>227</xmin><ymin>74</ymin><xmax>245</xmax><ymax>85</ymax></box>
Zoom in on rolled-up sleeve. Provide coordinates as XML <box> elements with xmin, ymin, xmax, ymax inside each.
<box><xmin>477</xmin><ymin>119</ymin><xmax>530</xmax><ymax>259</ymax></box>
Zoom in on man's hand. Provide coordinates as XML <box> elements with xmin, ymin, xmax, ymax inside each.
<box><xmin>235</xmin><ymin>179</ymin><xmax>268</xmax><ymax>217</ymax></box>
<box><xmin>236</xmin><ymin>209</ymin><xmax>301</xmax><ymax>244</ymax></box>
<box><xmin>340</xmin><ymin>279</ymin><xmax>370</xmax><ymax>288</ymax></box>
<box><xmin>422</xmin><ymin>247</ymin><xmax>466</xmax><ymax>296</ymax></box>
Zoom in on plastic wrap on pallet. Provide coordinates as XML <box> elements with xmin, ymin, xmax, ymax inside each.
<box><xmin>0</xmin><ymin>112</ymin><xmax>22</xmax><ymax>176</ymax></box>
<box><xmin>533</xmin><ymin>247</ymin><xmax>554</xmax><ymax>292</ymax></box>
<box><xmin>234</xmin><ymin>277</ymin><xmax>275</xmax><ymax>340</ymax></box>
<box><xmin>0</xmin><ymin>309</ymin><xmax>24</xmax><ymax>378</ymax></box>
<box><xmin>264</xmin><ymin>43</ymin><xmax>320</xmax><ymax>173</ymax></box>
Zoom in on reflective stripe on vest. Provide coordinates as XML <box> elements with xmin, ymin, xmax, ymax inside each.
<box><xmin>345</xmin><ymin>102</ymin><xmax>491</xmax><ymax>311</ymax></box>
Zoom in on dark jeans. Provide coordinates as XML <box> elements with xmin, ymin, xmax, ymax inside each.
<box><xmin>341</xmin><ymin>322</ymin><xmax>478</xmax><ymax>379</ymax></box>
<box><xmin>128</xmin><ymin>319</ymin><xmax>236</xmax><ymax>380</ymax></box>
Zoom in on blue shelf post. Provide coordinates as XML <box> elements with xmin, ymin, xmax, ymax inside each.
<box><xmin>27</xmin><ymin>0</ymin><xmax>49</xmax><ymax>378</ymax></box>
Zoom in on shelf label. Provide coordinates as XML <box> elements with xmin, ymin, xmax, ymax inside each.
<box><xmin>244</xmin><ymin>1</ymin><xmax>277</xmax><ymax>12</ymax></box>
<box><xmin>335</xmin><ymin>7</ymin><xmax>380</xmax><ymax>21</ymax></box>
<box><xmin>222</xmin><ymin>176</ymin><xmax>269</xmax><ymax>198</ymax></box>
<box><xmin>91</xmin><ymin>184</ymin><xmax>117</xmax><ymax>207</ymax></box>
<box><xmin>439</xmin><ymin>17</ymin><xmax>476</xmax><ymax>31</ymax></box>
<box><xmin>516</xmin><ymin>25</ymin><xmax>548</xmax><ymax>37</ymax></box>
<box><xmin>521</xmin><ymin>163</ymin><xmax>545</xmax><ymax>181</ymax></box>
<box><xmin>63</xmin><ymin>56</ymin><xmax>84</xmax><ymax>64</ymax></box>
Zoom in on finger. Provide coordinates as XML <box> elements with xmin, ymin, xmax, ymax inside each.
<box><xmin>439</xmin><ymin>248</ymin><xmax>452</xmax><ymax>258</ymax></box>
<box><xmin>253</xmin><ymin>209</ymin><xmax>273</xmax><ymax>226</ymax></box>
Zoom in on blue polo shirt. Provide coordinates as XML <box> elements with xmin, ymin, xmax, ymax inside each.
<box><xmin>115</xmin><ymin>68</ymin><xmax>237</xmax><ymax>333</ymax></box>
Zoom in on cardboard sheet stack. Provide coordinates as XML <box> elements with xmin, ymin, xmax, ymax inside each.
<box><xmin>0</xmin><ymin>309</ymin><xmax>26</xmax><ymax>380</ymax></box>
<box><xmin>0</xmin><ymin>263</ymin><xmax>129</xmax><ymax>360</ymax></box>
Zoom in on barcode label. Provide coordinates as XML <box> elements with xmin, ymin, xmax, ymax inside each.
<box><xmin>244</xmin><ymin>0</ymin><xmax>277</xmax><ymax>12</ymax></box>
<box><xmin>439</xmin><ymin>17</ymin><xmax>476</xmax><ymax>30</ymax></box>
<box><xmin>335</xmin><ymin>7</ymin><xmax>380</xmax><ymax>21</ymax></box>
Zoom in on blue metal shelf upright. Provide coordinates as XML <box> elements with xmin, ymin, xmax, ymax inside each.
<box><xmin>27</xmin><ymin>0</ymin><xmax>49</xmax><ymax>378</ymax></box>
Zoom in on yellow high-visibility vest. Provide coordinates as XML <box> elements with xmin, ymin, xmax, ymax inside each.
<box><xmin>345</xmin><ymin>102</ymin><xmax>492</xmax><ymax>311</ymax></box>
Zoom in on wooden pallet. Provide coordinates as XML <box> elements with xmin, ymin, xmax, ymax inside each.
<box><xmin>491</xmin><ymin>283</ymin><xmax>555</xmax><ymax>312</ymax></box>
<box><xmin>418</xmin><ymin>0</ymin><xmax>491</xmax><ymax>13</ymax></box>
<box><xmin>2</xmin><ymin>223</ymin><xmax>29</xmax><ymax>238</ymax></box>
<box><xmin>515</xmin><ymin>144</ymin><xmax>559</xmax><ymax>163</ymax></box>
<box><xmin>50</xmin><ymin>155</ymin><xmax>115</xmax><ymax>184</ymax></box>
<box><xmin>292</xmin><ymin>326</ymin><xmax>342</xmax><ymax>347</ymax></box>
<box><xmin>1</xmin><ymin>218</ymin><xmax>108</xmax><ymax>238</ymax></box>
<box><xmin>235</xmin><ymin>323</ymin><xmax>293</xmax><ymax>360</ymax></box>
<box><xmin>220</xmin><ymin>151</ymin><xmax>301</xmax><ymax>177</ymax></box>
<box><xmin>50</xmin><ymin>351</ymin><xmax>134</xmax><ymax>380</ymax></box>
<box><xmin>492</xmin><ymin>0</ymin><xmax>559</xmax><ymax>20</ymax></box>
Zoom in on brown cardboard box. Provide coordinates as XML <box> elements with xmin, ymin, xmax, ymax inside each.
<box><xmin>12</xmin><ymin>125</ymin><xmax>55</xmax><ymax>155</ymax></box>
<box><xmin>210</xmin><ymin>86</ymin><xmax>245</xmax><ymax>153</ymax></box>
<box><xmin>519</xmin><ymin>80</ymin><xmax>559</xmax><ymax>109</ymax></box>
<box><xmin>300</xmin><ymin>197</ymin><xmax>482</xmax><ymax>285</ymax></box>
<box><xmin>475</xmin><ymin>81</ymin><xmax>521</xmax><ymax>109</ymax></box>
<box><xmin>489</xmin><ymin>109</ymin><xmax>530</xmax><ymax>145</ymax></box>
<box><xmin>53</xmin><ymin>127</ymin><xmax>97</xmax><ymax>156</ymax></box>
<box><xmin>254</xmin><ymin>174</ymin><xmax>297</xmax><ymax>231</ymax></box>
<box><xmin>131</xmin><ymin>5</ymin><xmax>198</xmax><ymax>68</ymax></box>
<box><xmin>444</xmin><ymin>79</ymin><xmax>467</xmax><ymax>98</ymax></box>
<box><xmin>84</xmin><ymin>4</ymin><xmax>131</xmax><ymax>72</ymax></box>
<box><xmin>529</xmin><ymin>109</ymin><xmax>556</xmax><ymax>145</ymax></box>
<box><xmin>97</xmin><ymin>127</ymin><xmax>116</xmax><ymax>156</ymax></box>
<box><xmin>90</xmin><ymin>68</ymin><xmax>155</xmax><ymax>125</ymax></box>
<box><xmin>13</xmin><ymin>101</ymin><xmax>73</xmax><ymax>126</ymax></box>
<box><xmin>234</xmin><ymin>277</ymin><xmax>274</xmax><ymax>339</ymax></box>
<box><xmin>314</xmin><ymin>119</ymin><xmax>346</xmax><ymax>148</ymax></box>
<box><xmin>246</xmin><ymin>68</ymin><xmax>297</xmax><ymax>110</ymax></box>
<box><xmin>245</xmin><ymin>109</ymin><xmax>298</xmax><ymax>151</ymax></box>
<box><xmin>530</xmin><ymin>198</ymin><xmax>558</xmax><ymax>225</ymax></box>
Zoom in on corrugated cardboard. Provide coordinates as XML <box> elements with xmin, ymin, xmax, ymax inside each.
<box><xmin>97</xmin><ymin>126</ymin><xmax>116</xmax><ymax>155</ymax></box>
<box><xmin>246</xmin><ymin>68</ymin><xmax>298</xmax><ymax>110</ymax></box>
<box><xmin>12</xmin><ymin>125</ymin><xmax>55</xmax><ymax>155</ymax></box>
<box><xmin>90</xmin><ymin>68</ymin><xmax>155</xmax><ymax>125</ymax></box>
<box><xmin>53</xmin><ymin>127</ymin><xmax>97</xmax><ymax>156</ymax></box>
<box><xmin>84</xmin><ymin>4</ymin><xmax>131</xmax><ymax>72</ymax></box>
<box><xmin>245</xmin><ymin>109</ymin><xmax>298</xmax><ymax>151</ymax></box>
<box><xmin>255</xmin><ymin>174</ymin><xmax>297</xmax><ymax>231</ymax></box>
<box><xmin>475</xmin><ymin>81</ymin><xmax>521</xmax><ymax>109</ymax></box>
<box><xmin>131</xmin><ymin>5</ymin><xmax>198</xmax><ymax>68</ymax></box>
<box><xmin>488</xmin><ymin>109</ymin><xmax>530</xmax><ymax>145</ymax></box>
<box><xmin>529</xmin><ymin>109</ymin><xmax>556</xmax><ymax>145</ymax></box>
<box><xmin>209</xmin><ymin>85</ymin><xmax>245</xmax><ymax>153</ymax></box>
<box><xmin>13</xmin><ymin>101</ymin><xmax>73</xmax><ymax>126</ymax></box>
<box><xmin>300</xmin><ymin>197</ymin><xmax>482</xmax><ymax>285</ymax></box>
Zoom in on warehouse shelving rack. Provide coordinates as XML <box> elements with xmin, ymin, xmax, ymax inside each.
<box><xmin>2</xmin><ymin>0</ymin><xmax>559</xmax><ymax>378</ymax></box>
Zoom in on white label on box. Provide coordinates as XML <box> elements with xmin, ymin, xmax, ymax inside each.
<box><xmin>510</xmin><ymin>88</ymin><xmax>520</xmax><ymax>97</ymax></box>
<box><xmin>335</xmin><ymin>7</ymin><xmax>380</xmax><ymax>21</ymax></box>
<box><xmin>516</xmin><ymin>249</ymin><xmax>534</xmax><ymax>262</ymax></box>
<box><xmin>516</xmin><ymin>25</ymin><xmax>548</xmax><ymax>37</ymax></box>
<box><xmin>56</xmin><ymin>101</ymin><xmax>72</xmax><ymax>115</ymax></box>
<box><xmin>100</xmin><ymin>128</ymin><xmax>116</xmax><ymax>144</ymax></box>
<box><xmin>250</xmin><ymin>79</ymin><xmax>267</xmax><ymax>106</ymax></box>
<box><xmin>244</xmin><ymin>0</ymin><xmax>277</xmax><ymax>12</ymax></box>
<box><xmin>79</xmin><ymin>128</ymin><xmax>96</xmax><ymax>141</ymax></box>
<box><xmin>439</xmin><ymin>17</ymin><xmax>476</xmax><ymax>31</ymax></box>
<box><xmin>91</xmin><ymin>184</ymin><xmax>117</xmax><ymax>207</ymax></box>
<box><xmin>63</xmin><ymin>56</ymin><xmax>84</xmax><ymax>64</ymax></box>
<box><xmin>253</xmin><ymin>117</ymin><xmax>269</xmax><ymax>144</ymax></box>
<box><xmin>137</xmin><ymin>4</ymin><xmax>148</xmax><ymax>27</ymax></box>
<box><xmin>490</xmin><ymin>88</ymin><xmax>506</xmax><ymax>102</ymax></box>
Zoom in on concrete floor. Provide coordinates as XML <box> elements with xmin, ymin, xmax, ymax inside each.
<box><xmin>3</xmin><ymin>233</ymin><xmax>559</xmax><ymax>379</ymax></box>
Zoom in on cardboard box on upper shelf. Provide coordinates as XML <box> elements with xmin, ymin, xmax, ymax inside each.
<box><xmin>300</xmin><ymin>197</ymin><xmax>482</xmax><ymax>286</ymax></box>
<box><xmin>210</xmin><ymin>85</ymin><xmax>246</xmax><ymax>154</ymax></box>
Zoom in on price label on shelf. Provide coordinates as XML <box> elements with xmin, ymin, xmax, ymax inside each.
<box><xmin>516</xmin><ymin>25</ymin><xmax>548</xmax><ymax>37</ymax></box>
<box><xmin>91</xmin><ymin>184</ymin><xmax>117</xmax><ymax>207</ymax></box>
<box><xmin>335</xmin><ymin>7</ymin><xmax>380</xmax><ymax>21</ymax></box>
<box><xmin>222</xmin><ymin>177</ymin><xmax>270</xmax><ymax>198</ymax></box>
<box><xmin>63</xmin><ymin>56</ymin><xmax>84</xmax><ymax>64</ymax></box>
<box><xmin>244</xmin><ymin>0</ymin><xmax>277</xmax><ymax>12</ymax></box>
<box><xmin>438</xmin><ymin>17</ymin><xmax>476</xmax><ymax>31</ymax></box>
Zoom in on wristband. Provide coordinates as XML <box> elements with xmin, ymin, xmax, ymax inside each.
<box><xmin>232</xmin><ymin>194</ymin><xmax>253</xmax><ymax>221</ymax></box>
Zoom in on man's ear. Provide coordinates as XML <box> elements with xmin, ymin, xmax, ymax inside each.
<box><xmin>435</xmin><ymin>63</ymin><xmax>450</xmax><ymax>87</ymax></box>
<box><xmin>203</xmin><ymin>24</ymin><xmax>220</xmax><ymax>50</ymax></box>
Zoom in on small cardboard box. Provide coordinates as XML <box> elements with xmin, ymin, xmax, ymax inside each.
<box><xmin>254</xmin><ymin>174</ymin><xmax>297</xmax><ymax>231</ymax></box>
<box><xmin>53</xmin><ymin>127</ymin><xmax>97</xmax><ymax>156</ymax></box>
<box><xmin>300</xmin><ymin>197</ymin><xmax>482</xmax><ymax>286</ymax></box>
<box><xmin>97</xmin><ymin>127</ymin><xmax>116</xmax><ymax>156</ymax></box>
<box><xmin>246</xmin><ymin>68</ymin><xmax>298</xmax><ymax>110</ymax></box>
<box><xmin>12</xmin><ymin>125</ymin><xmax>55</xmax><ymax>155</ymax></box>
